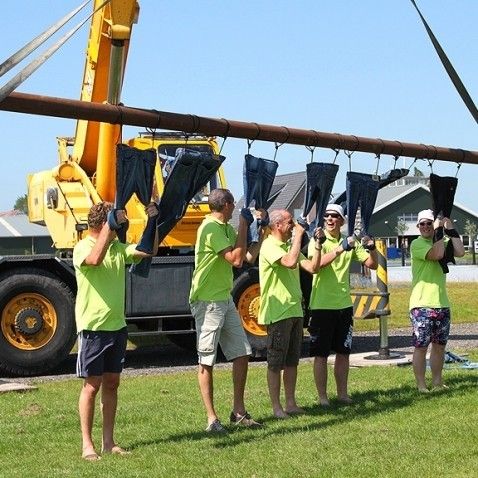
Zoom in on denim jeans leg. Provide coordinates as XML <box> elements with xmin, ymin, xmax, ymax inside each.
<box><xmin>346</xmin><ymin>172</ymin><xmax>380</xmax><ymax>237</ymax></box>
<box><xmin>430</xmin><ymin>173</ymin><xmax>457</xmax><ymax>218</ymax></box>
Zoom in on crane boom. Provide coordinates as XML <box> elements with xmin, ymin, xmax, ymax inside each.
<box><xmin>71</xmin><ymin>0</ymin><xmax>138</xmax><ymax>201</ymax></box>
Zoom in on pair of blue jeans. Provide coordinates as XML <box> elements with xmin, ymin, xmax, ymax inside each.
<box><xmin>114</xmin><ymin>144</ymin><xmax>156</xmax><ymax>245</ymax></box>
<box><xmin>243</xmin><ymin>154</ymin><xmax>278</xmax><ymax>209</ymax></box>
<box><xmin>429</xmin><ymin>173</ymin><xmax>459</xmax><ymax>273</ymax></box>
<box><xmin>132</xmin><ymin>148</ymin><xmax>226</xmax><ymax>277</ymax></box>
<box><xmin>333</xmin><ymin>168</ymin><xmax>409</xmax><ymax>216</ymax></box>
<box><xmin>243</xmin><ymin>154</ymin><xmax>278</xmax><ymax>243</ymax></box>
<box><xmin>345</xmin><ymin>171</ymin><xmax>381</xmax><ymax>237</ymax></box>
<box><xmin>302</xmin><ymin>162</ymin><xmax>339</xmax><ymax>231</ymax></box>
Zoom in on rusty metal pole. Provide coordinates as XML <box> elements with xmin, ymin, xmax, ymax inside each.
<box><xmin>1</xmin><ymin>91</ymin><xmax>478</xmax><ymax>164</ymax></box>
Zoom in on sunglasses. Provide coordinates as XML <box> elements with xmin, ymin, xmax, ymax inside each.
<box><xmin>419</xmin><ymin>221</ymin><xmax>433</xmax><ymax>226</ymax></box>
<box><xmin>324</xmin><ymin>213</ymin><xmax>341</xmax><ymax>219</ymax></box>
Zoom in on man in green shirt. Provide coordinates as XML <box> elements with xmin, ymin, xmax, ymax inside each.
<box><xmin>409</xmin><ymin>209</ymin><xmax>465</xmax><ymax>392</ymax></box>
<box><xmin>259</xmin><ymin>209</ymin><xmax>323</xmax><ymax>418</ymax></box>
<box><xmin>74</xmin><ymin>201</ymin><xmax>158</xmax><ymax>460</ymax></box>
<box><xmin>190</xmin><ymin>188</ymin><xmax>264</xmax><ymax>432</ymax></box>
<box><xmin>308</xmin><ymin>204</ymin><xmax>377</xmax><ymax>406</ymax></box>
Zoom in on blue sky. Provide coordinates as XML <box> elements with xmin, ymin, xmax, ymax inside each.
<box><xmin>1</xmin><ymin>1</ymin><xmax>477</xmax><ymax>214</ymax></box>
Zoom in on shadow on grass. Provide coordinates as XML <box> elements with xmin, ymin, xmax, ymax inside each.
<box><xmin>128</xmin><ymin>374</ymin><xmax>477</xmax><ymax>450</ymax></box>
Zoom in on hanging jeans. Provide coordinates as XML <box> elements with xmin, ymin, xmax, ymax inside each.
<box><xmin>243</xmin><ymin>154</ymin><xmax>278</xmax><ymax>209</ymax></box>
<box><xmin>429</xmin><ymin>173</ymin><xmax>457</xmax><ymax>219</ymax></box>
<box><xmin>302</xmin><ymin>162</ymin><xmax>339</xmax><ymax>229</ymax></box>
<box><xmin>346</xmin><ymin>171</ymin><xmax>380</xmax><ymax>237</ymax></box>
<box><xmin>243</xmin><ymin>154</ymin><xmax>278</xmax><ymax>243</ymax></box>
<box><xmin>132</xmin><ymin>148</ymin><xmax>226</xmax><ymax>277</ymax></box>
<box><xmin>333</xmin><ymin>168</ymin><xmax>409</xmax><ymax>216</ymax></box>
<box><xmin>114</xmin><ymin>144</ymin><xmax>157</xmax><ymax>244</ymax></box>
<box><xmin>429</xmin><ymin>173</ymin><xmax>459</xmax><ymax>273</ymax></box>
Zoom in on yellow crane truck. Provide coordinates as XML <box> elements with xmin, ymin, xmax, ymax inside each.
<box><xmin>0</xmin><ymin>0</ymin><xmax>390</xmax><ymax>376</ymax></box>
<box><xmin>0</xmin><ymin>0</ymin><xmax>239</xmax><ymax>376</ymax></box>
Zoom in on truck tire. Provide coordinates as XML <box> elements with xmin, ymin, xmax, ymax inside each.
<box><xmin>232</xmin><ymin>268</ymin><xmax>267</xmax><ymax>358</ymax></box>
<box><xmin>0</xmin><ymin>268</ymin><xmax>76</xmax><ymax>376</ymax></box>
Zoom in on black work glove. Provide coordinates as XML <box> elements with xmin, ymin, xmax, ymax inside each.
<box><xmin>361</xmin><ymin>236</ymin><xmax>376</xmax><ymax>251</ymax></box>
<box><xmin>341</xmin><ymin>236</ymin><xmax>355</xmax><ymax>251</ymax></box>
<box><xmin>296</xmin><ymin>216</ymin><xmax>309</xmax><ymax>230</ymax></box>
<box><xmin>240</xmin><ymin>208</ymin><xmax>254</xmax><ymax>226</ymax></box>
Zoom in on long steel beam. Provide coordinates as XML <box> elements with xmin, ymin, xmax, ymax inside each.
<box><xmin>1</xmin><ymin>91</ymin><xmax>477</xmax><ymax>164</ymax></box>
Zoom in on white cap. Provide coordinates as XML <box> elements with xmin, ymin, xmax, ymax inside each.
<box><xmin>417</xmin><ymin>209</ymin><xmax>434</xmax><ymax>226</ymax></box>
<box><xmin>325</xmin><ymin>204</ymin><xmax>345</xmax><ymax>219</ymax></box>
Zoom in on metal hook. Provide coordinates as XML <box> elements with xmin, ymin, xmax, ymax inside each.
<box><xmin>376</xmin><ymin>138</ymin><xmax>386</xmax><ymax>157</ymax></box>
<box><xmin>374</xmin><ymin>153</ymin><xmax>381</xmax><ymax>176</ymax></box>
<box><xmin>306</xmin><ymin>145</ymin><xmax>316</xmax><ymax>163</ymax></box>
<box><xmin>219</xmin><ymin>118</ymin><xmax>231</xmax><ymax>155</ymax></box>
<box><xmin>332</xmin><ymin>148</ymin><xmax>340</xmax><ymax>165</ymax></box>
<box><xmin>247</xmin><ymin>123</ymin><xmax>261</xmax><ymax>154</ymax></box>
<box><xmin>146</xmin><ymin>108</ymin><xmax>161</xmax><ymax>146</ymax></box>
<box><xmin>273</xmin><ymin>126</ymin><xmax>290</xmax><ymax>161</ymax></box>
<box><xmin>344</xmin><ymin>151</ymin><xmax>354</xmax><ymax>171</ymax></box>
<box><xmin>455</xmin><ymin>162</ymin><xmax>462</xmax><ymax>178</ymax></box>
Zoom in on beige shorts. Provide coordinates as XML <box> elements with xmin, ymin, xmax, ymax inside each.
<box><xmin>190</xmin><ymin>297</ymin><xmax>252</xmax><ymax>366</ymax></box>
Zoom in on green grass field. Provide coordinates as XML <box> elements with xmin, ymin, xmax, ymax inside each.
<box><xmin>1</xmin><ymin>355</ymin><xmax>477</xmax><ymax>478</ymax></box>
<box><xmin>354</xmin><ymin>282</ymin><xmax>478</xmax><ymax>331</ymax></box>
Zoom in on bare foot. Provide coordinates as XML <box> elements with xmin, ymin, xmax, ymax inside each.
<box><xmin>82</xmin><ymin>446</ymin><xmax>101</xmax><ymax>461</ymax></box>
<box><xmin>337</xmin><ymin>396</ymin><xmax>354</xmax><ymax>404</ymax></box>
<box><xmin>273</xmin><ymin>409</ymin><xmax>290</xmax><ymax>419</ymax></box>
<box><xmin>102</xmin><ymin>445</ymin><xmax>131</xmax><ymax>455</ymax></box>
<box><xmin>432</xmin><ymin>384</ymin><xmax>449</xmax><ymax>391</ymax></box>
<box><xmin>319</xmin><ymin>398</ymin><xmax>330</xmax><ymax>407</ymax></box>
<box><xmin>418</xmin><ymin>387</ymin><xmax>430</xmax><ymax>394</ymax></box>
<box><xmin>285</xmin><ymin>406</ymin><xmax>305</xmax><ymax>415</ymax></box>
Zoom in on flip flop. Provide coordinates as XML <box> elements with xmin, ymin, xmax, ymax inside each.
<box><xmin>83</xmin><ymin>453</ymin><xmax>101</xmax><ymax>461</ymax></box>
<box><xmin>102</xmin><ymin>446</ymin><xmax>131</xmax><ymax>456</ymax></box>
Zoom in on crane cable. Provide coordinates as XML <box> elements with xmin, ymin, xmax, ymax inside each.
<box><xmin>0</xmin><ymin>0</ymin><xmax>111</xmax><ymax>104</ymax></box>
<box><xmin>410</xmin><ymin>0</ymin><xmax>478</xmax><ymax>125</ymax></box>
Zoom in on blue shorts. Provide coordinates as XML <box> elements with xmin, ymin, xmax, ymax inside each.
<box><xmin>76</xmin><ymin>327</ymin><xmax>128</xmax><ymax>378</ymax></box>
<box><xmin>409</xmin><ymin>307</ymin><xmax>450</xmax><ymax>348</ymax></box>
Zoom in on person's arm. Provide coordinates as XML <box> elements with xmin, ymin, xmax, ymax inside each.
<box><xmin>319</xmin><ymin>236</ymin><xmax>356</xmax><ymax>268</ymax></box>
<box><xmin>426</xmin><ymin>218</ymin><xmax>446</xmax><ymax>261</ymax></box>
<box><xmin>221</xmin><ymin>216</ymin><xmax>248</xmax><ymax>267</ymax></box>
<box><xmin>245</xmin><ymin>208</ymin><xmax>268</xmax><ymax>264</ymax></box>
<box><xmin>300</xmin><ymin>227</ymin><xmax>324</xmax><ymax>273</ymax></box>
<box><xmin>280</xmin><ymin>223</ymin><xmax>306</xmax><ymax>269</ymax></box>
<box><xmin>83</xmin><ymin>221</ymin><xmax>118</xmax><ymax>266</ymax></box>
<box><xmin>444</xmin><ymin>217</ymin><xmax>466</xmax><ymax>258</ymax></box>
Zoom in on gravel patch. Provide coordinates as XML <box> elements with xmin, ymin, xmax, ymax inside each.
<box><xmin>3</xmin><ymin>323</ymin><xmax>477</xmax><ymax>385</ymax></box>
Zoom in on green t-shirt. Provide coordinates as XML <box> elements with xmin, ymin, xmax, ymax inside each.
<box><xmin>189</xmin><ymin>215</ymin><xmax>237</xmax><ymax>302</ymax></box>
<box><xmin>308</xmin><ymin>232</ymin><xmax>369</xmax><ymax>310</ymax></box>
<box><xmin>409</xmin><ymin>236</ymin><xmax>449</xmax><ymax>309</ymax></box>
<box><xmin>73</xmin><ymin>237</ymin><xmax>139</xmax><ymax>332</ymax></box>
<box><xmin>258</xmin><ymin>235</ymin><xmax>305</xmax><ymax>325</ymax></box>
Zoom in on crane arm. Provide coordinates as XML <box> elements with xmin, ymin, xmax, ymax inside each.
<box><xmin>70</xmin><ymin>0</ymin><xmax>139</xmax><ymax>184</ymax></box>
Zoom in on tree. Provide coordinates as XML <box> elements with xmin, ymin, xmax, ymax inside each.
<box><xmin>464</xmin><ymin>220</ymin><xmax>478</xmax><ymax>265</ymax></box>
<box><xmin>413</xmin><ymin>167</ymin><xmax>424</xmax><ymax>177</ymax></box>
<box><xmin>14</xmin><ymin>194</ymin><xmax>28</xmax><ymax>214</ymax></box>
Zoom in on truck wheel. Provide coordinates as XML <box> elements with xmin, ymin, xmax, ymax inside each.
<box><xmin>0</xmin><ymin>268</ymin><xmax>76</xmax><ymax>376</ymax></box>
<box><xmin>232</xmin><ymin>269</ymin><xmax>267</xmax><ymax>358</ymax></box>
